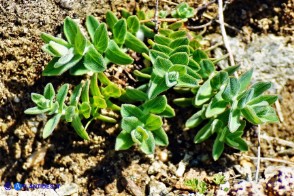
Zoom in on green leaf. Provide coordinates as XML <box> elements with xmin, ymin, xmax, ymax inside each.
<box><xmin>153</xmin><ymin>128</ymin><xmax>169</xmax><ymax>146</ymax></box>
<box><xmin>205</xmin><ymin>98</ymin><xmax>228</xmax><ymax>118</ymax></box>
<box><xmin>127</xmin><ymin>15</ymin><xmax>140</xmax><ymax>34</ymax></box>
<box><xmin>194</xmin><ymin>79</ymin><xmax>213</xmax><ymax>106</ymax></box>
<box><xmin>239</xmin><ymin>69</ymin><xmax>253</xmax><ymax>92</ymax></box>
<box><xmin>159</xmin><ymin>28</ymin><xmax>173</xmax><ymax>37</ymax></box>
<box><xmin>142</xmin><ymin>95</ymin><xmax>167</xmax><ymax>114</ymax></box>
<box><xmin>228</xmin><ymin>108</ymin><xmax>241</xmax><ymax>132</ymax></box>
<box><xmin>153</xmin><ymin>44</ymin><xmax>173</xmax><ymax>55</ymax></box>
<box><xmin>148</xmin><ymin>76</ymin><xmax>169</xmax><ymax>99</ymax></box>
<box><xmin>121</xmin><ymin>8</ymin><xmax>131</xmax><ymax>19</ymax></box>
<box><xmin>69</xmin><ymin>83</ymin><xmax>82</xmax><ymax>107</ymax></box>
<box><xmin>193</xmin><ymin>49</ymin><xmax>208</xmax><ymax>63</ymax></box>
<box><xmin>140</xmin><ymin>130</ymin><xmax>155</xmax><ymax>154</ymax></box>
<box><xmin>93</xmin><ymin>23</ymin><xmax>109</xmax><ymax>53</ymax></box>
<box><xmin>90</xmin><ymin>73</ymin><xmax>101</xmax><ymax>97</ymax></box>
<box><xmin>24</xmin><ymin>107</ymin><xmax>51</xmax><ymax>115</ymax></box>
<box><xmin>165</xmin><ymin>71</ymin><xmax>179</xmax><ymax>87</ymax></box>
<box><xmin>169</xmin><ymin>37</ymin><xmax>189</xmax><ymax>49</ymax></box>
<box><xmin>113</xmin><ymin>19</ymin><xmax>127</xmax><ymax>45</ymax></box>
<box><xmin>48</xmin><ymin>41</ymin><xmax>69</xmax><ymax>56</ymax></box>
<box><xmin>251</xmin><ymin>82</ymin><xmax>272</xmax><ymax>98</ymax></box>
<box><xmin>56</xmin><ymin>84</ymin><xmax>69</xmax><ymax>112</ymax></box>
<box><xmin>106</xmin><ymin>11</ymin><xmax>118</xmax><ymax>30</ymax></box>
<box><xmin>124</xmin><ymin>88</ymin><xmax>148</xmax><ymax>102</ymax></box>
<box><xmin>105</xmin><ymin>40</ymin><xmax>134</xmax><ymax>65</ymax></box>
<box><xmin>41</xmin><ymin>32</ymin><xmax>70</xmax><ymax>47</ymax></box>
<box><xmin>53</xmin><ymin>47</ymin><xmax>75</xmax><ymax>68</ymax></box>
<box><xmin>121</xmin><ymin>116</ymin><xmax>142</xmax><ymax>132</ymax></box>
<box><xmin>222</xmin><ymin>78</ymin><xmax>240</xmax><ymax>101</ymax></box>
<box><xmin>79</xmin><ymin>102</ymin><xmax>91</xmax><ymax>118</ymax></box>
<box><xmin>43</xmin><ymin>55</ymin><xmax>83</xmax><ymax>76</ymax></box>
<box><xmin>198</xmin><ymin>60</ymin><xmax>215</xmax><ymax>79</ymax></box>
<box><xmin>145</xmin><ymin>114</ymin><xmax>163</xmax><ymax>131</ymax></box>
<box><xmin>149</xmin><ymin>50</ymin><xmax>170</xmax><ymax>65</ymax></box>
<box><xmin>248</xmin><ymin>95</ymin><xmax>278</xmax><ymax>106</ymax></box>
<box><xmin>81</xmin><ymin>80</ymin><xmax>90</xmax><ymax>103</ymax></box>
<box><xmin>140</xmin><ymin>25</ymin><xmax>155</xmax><ymax>38</ymax></box>
<box><xmin>43</xmin><ymin>114</ymin><xmax>62</xmax><ymax>138</ymax></box>
<box><xmin>168</xmin><ymin>22</ymin><xmax>183</xmax><ymax>31</ymax></box>
<box><xmin>241</xmin><ymin>105</ymin><xmax>263</xmax><ymax>124</ymax></box>
<box><xmin>115</xmin><ymin>130</ymin><xmax>134</xmax><ymax>150</ymax></box>
<box><xmin>84</xmin><ymin>45</ymin><xmax>106</xmax><ymax>72</ymax></box>
<box><xmin>63</xmin><ymin>17</ymin><xmax>79</xmax><ymax>45</ymax></box>
<box><xmin>237</xmin><ymin>89</ymin><xmax>254</xmax><ymax>108</ymax></box>
<box><xmin>92</xmin><ymin>96</ymin><xmax>107</xmax><ymax>108</ymax></box>
<box><xmin>152</xmin><ymin>57</ymin><xmax>172</xmax><ymax>77</ymax></box>
<box><xmin>223</xmin><ymin>65</ymin><xmax>240</xmax><ymax>76</ymax></box>
<box><xmin>43</xmin><ymin>83</ymin><xmax>55</xmax><ymax>101</ymax></box>
<box><xmin>121</xmin><ymin>104</ymin><xmax>144</xmax><ymax>118</ymax></box>
<box><xmin>171</xmin><ymin>45</ymin><xmax>190</xmax><ymax>55</ymax></box>
<box><xmin>69</xmin><ymin>61</ymin><xmax>90</xmax><ymax>76</ymax></box>
<box><xmin>131</xmin><ymin>126</ymin><xmax>149</xmax><ymax>144</ymax></box>
<box><xmin>258</xmin><ymin>106</ymin><xmax>279</xmax><ymax>123</ymax></box>
<box><xmin>210</xmin><ymin>71</ymin><xmax>229</xmax><ymax>90</ymax></box>
<box><xmin>157</xmin><ymin>104</ymin><xmax>175</xmax><ymax>118</ymax></box>
<box><xmin>74</xmin><ymin>32</ymin><xmax>87</xmax><ymax>55</ymax></box>
<box><xmin>213</xmin><ymin>134</ymin><xmax>225</xmax><ymax>161</ymax></box>
<box><xmin>124</xmin><ymin>32</ymin><xmax>149</xmax><ymax>53</ymax></box>
<box><xmin>177</xmin><ymin>74</ymin><xmax>198</xmax><ymax>88</ymax></box>
<box><xmin>71</xmin><ymin>114</ymin><xmax>90</xmax><ymax>140</ymax></box>
<box><xmin>31</xmin><ymin>93</ymin><xmax>49</xmax><ymax>109</ymax></box>
<box><xmin>65</xmin><ymin>106</ymin><xmax>76</xmax><ymax>122</ymax></box>
<box><xmin>194</xmin><ymin>120</ymin><xmax>213</xmax><ymax>143</ymax></box>
<box><xmin>169</xmin><ymin>52</ymin><xmax>189</xmax><ymax>65</ymax></box>
<box><xmin>169</xmin><ymin>30</ymin><xmax>186</xmax><ymax>39</ymax></box>
<box><xmin>154</xmin><ymin>35</ymin><xmax>172</xmax><ymax>45</ymax></box>
<box><xmin>86</xmin><ymin>15</ymin><xmax>100</xmax><ymax>41</ymax></box>
<box><xmin>185</xmin><ymin>107</ymin><xmax>205</xmax><ymax>128</ymax></box>
<box><xmin>102</xmin><ymin>83</ymin><xmax>121</xmax><ymax>98</ymax></box>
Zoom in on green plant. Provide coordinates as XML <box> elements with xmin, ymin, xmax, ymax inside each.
<box><xmin>213</xmin><ymin>173</ymin><xmax>226</xmax><ymax>185</ymax></box>
<box><xmin>171</xmin><ymin>2</ymin><xmax>195</xmax><ymax>19</ymax></box>
<box><xmin>184</xmin><ymin>178</ymin><xmax>207</xmax><ymax>194</ymax></box>
<box><xmin>115</xmin><ymin>95</ymin><xmax>175</xmax><ymax>154</ymax></box>
<box><xmin>25</xmin><ymin>7</ymin><xmax>279</xmax><ymax>159</ymax></box>
<box><xmin>25</xmin><ymin>73</ymin><xmax>122</xmax><ymax>138</ymax></box>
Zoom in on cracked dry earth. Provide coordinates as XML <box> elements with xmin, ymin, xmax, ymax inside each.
<box><xmin>0</xmin><ymin>0</ymin><xmax>294</xmax><ymax>195</ymax></box>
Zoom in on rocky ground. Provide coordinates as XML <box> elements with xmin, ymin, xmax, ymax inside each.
<box><xmin>0</xmin><ymin>0</ymin><xmax>293</xmax><ymax>195</ymax></box>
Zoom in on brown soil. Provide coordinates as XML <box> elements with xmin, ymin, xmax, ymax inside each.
<box><xmin>0</xmin><ymin>0</ymin><xmax>293</xmax><ymax>195</ymax></box>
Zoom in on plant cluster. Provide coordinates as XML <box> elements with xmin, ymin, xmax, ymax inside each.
<box><xmin>25</xmin><ymin>3</ymin><xmax>279</xmax><ymax>160</ymax></box>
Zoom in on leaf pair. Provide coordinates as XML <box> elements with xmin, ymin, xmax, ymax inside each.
<box><xmin>115</xmin><ymin>99</ymin><xmax>171</xmax><ymax>154</ymax></box>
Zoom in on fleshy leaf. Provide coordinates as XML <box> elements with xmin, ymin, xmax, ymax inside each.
<box><xmin>43</xmin><ymin>114</ymin><xmax>62</xmax><ymax>138</ymax></box>
<box><xmin>63</xmin><ymin>17</ymin><xmax>79</xmax><ymax>45</ymax></box>
<box><xmin>145</xmin><ymin>114</ymin><xmax>163</xmax><ymax>131</ymax></box>
<box><xmin>142</xmin><ymin>95</ymin><xmax>167</xmax><ymax>114</ymax></box>
<box><xmin>113</xmin><ymin>19</ymin><xmax>127</xmax><ymax>45</ymax></box>
<box><xmin>239</xmin><ymin>69</ymin><xmax>253</xmax><ymax>92</ymax></box>
<box><xmin>124</xmin><ymin>32</ymin><xmax>149</xmax><ymax>53</ymax></box>
<box><xmin>93</xmin><ymin>23</ymin><xmax>109</xmax><ymax>53</ymax></box>
<box><xmin>86</xmin><ymin>15</ymin><xmax>100</xmax><ymax>41</ymax></box>
<box><xmin>222</xmin><ymin>77</ymin><xmax>240</xmax><ymax>101</ymax></box>
<box><xmin>153</xmin><ymin>128</ymin><xmax>169</xmax><ymax>146</ymax></box>
<box><xmin>115</xmin><ymin>130</ymin><xmax>134</xmax><ymax>150</ymax></box>
<box><xmin>140</xmin><ymin>130</ymin><xmax>155</xmax><ymax>154</ymax></box>
<box><xmin>84</xmin><ymin>45</ymin><xmax>106</xmax><ymax>72</ymax></box>
<box><xmin>127</xmin><ymin>15</ymin><xmax>140</xmax><ymax>34</ymax></box>
<box><xmin>105</xmin><ymin>40</ymin><xmax>134</xmax><ymax>65</ymax></box>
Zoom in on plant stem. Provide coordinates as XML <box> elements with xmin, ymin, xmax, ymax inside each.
<box><xmin>133</xmin><ymin>70</ymin><xmax>151</xmax><ymax>79</ymax></box>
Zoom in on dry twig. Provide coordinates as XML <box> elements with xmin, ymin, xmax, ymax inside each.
<box><xmin>260</xmin><ymin>133</ymin><xmax>294</xmax><ymax>148</ymax></box>
<box><xmin>217</xmin><ymin>0</ymin><xmax>235</xmax><ymax>68</ymax></box>
<box><xmin>235</xmin><ymin>153</ymin><xmax>294</xmax><ymax>166</ymax></box>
